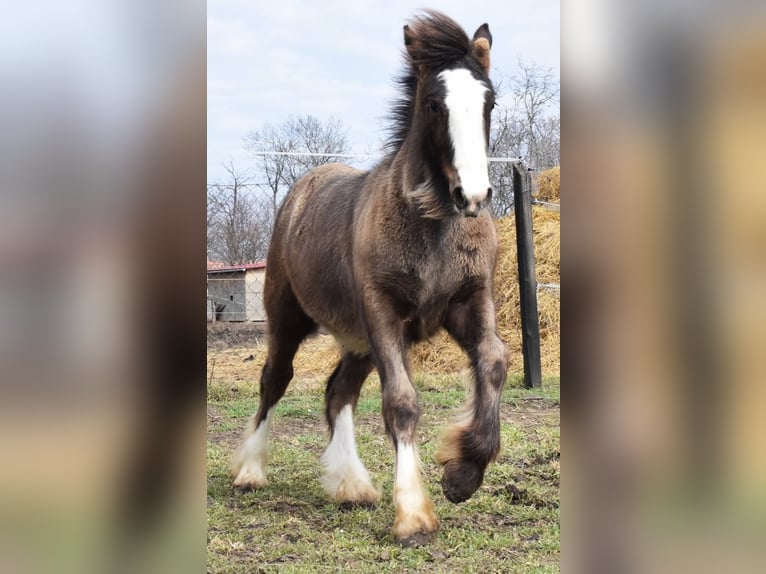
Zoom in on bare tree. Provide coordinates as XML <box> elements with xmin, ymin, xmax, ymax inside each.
<box><xmin>207</xmin><ymin>160</ymin><xmax>272</xmax><ymax>264</ymax></box>
<box><xmin>206</xmin><ymin>117</ymin><xmax>350</xmax><ymax>265</ymax></box>
<box><xmin>512</xmin><ymin>60</ymin><xmax>559</xmax><ymax>168</ymax></box>
<box><xmin>243</xmin><ymin>115</ymin><xmax>350</xmax><ymax>223</ymax></box>
<box><xmin>489</xmin><ymin>61</ymin><xmax>560</xmax><ymax>215</ymax></box>
<box><xmin>534</xmin><ymin>115</ymin><xmax>560</xmax><ymax>169</ymax></box>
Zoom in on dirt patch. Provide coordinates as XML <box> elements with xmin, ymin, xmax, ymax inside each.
<box><xmin>491</xmin><ymin>483</ymin><xmax>559</xmax><ymax>509</ymax></box>
<box><xmin>207</xmin><ymin>404</ymin><xmax>243</xmax><ymax>448</ymax></box>
<box><xmin>208</xmin><ymin>322</ymin><xmax>268</xmax><ymax>350</ymax></box>
<box><xmin>269</xmin><ymin>415</ymin><xmax>326</xmax><ymax>442</ymax></box>
<box><xmin>500</xmin><ymin>398</ymin><xmax>559</xmax><ymax>432</ymax></box>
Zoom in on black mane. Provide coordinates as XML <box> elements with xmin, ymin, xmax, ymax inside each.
<box><xmin>385</xmin><ymin>10</ymin><xmax>474</xmax><ymax>155</ymax></box>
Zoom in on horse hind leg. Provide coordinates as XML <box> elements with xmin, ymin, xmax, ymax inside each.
<box><xmin>320</xmin><ymin>352</ymin><xmax>379</xmax><ymax>507</ymax></box>
<box><xmin>232</xmin><ymin>285</ymin><xmax>317</xmax><ymax>490</ymax></box>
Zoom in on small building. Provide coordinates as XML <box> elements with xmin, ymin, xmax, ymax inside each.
<box><xmin>207</xmin><ymin>261</ymin><xmax>267</xmax><ymax>322</ymax></box>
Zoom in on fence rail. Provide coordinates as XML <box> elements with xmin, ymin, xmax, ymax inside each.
<box><xmin>537</xmin><ymin>282</ymin><xmax>561</xmax><ymax>293</ymax></box>
<box><xmin>244</xmin><ymin>150</ymin><xmax>523</xmax><ymax>165</ymax></box>
<box><xmin>532</xmin><ymin>199</ymin><xmax>560</xmax><ymax>211</ymax></box>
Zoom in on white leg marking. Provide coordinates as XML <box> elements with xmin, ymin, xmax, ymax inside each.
<box><xmin>392</xmin><ymin>442</ymin><xmax>438</xmax><ymax>541</ymax></box>
<box><xmin>394</xmin><ymin>443</ymin><xmax>427</xmax><ymax>511</ymax></box>
<box><xmin>440</xmin><ymin>68</ymin><xmax>491</xmax><ymax>203</ymax></box>
<box><xmin>320</xmin><ymin>405</ymin><xmax>378</xmax><ymax>504</ymax></box>
<box><xmin>232</xmin><ymin>408</ymin><xmax>274</xmax><ymax>488</ymax></box>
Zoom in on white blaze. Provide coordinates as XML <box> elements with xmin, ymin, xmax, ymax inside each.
<box><xmin>439</xmin><ymin>68</ymin><xmax>491</xmax><ymax>203</ymax></box>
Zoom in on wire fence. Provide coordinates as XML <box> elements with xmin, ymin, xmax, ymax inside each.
<box><xmin>245</xmin><ymin>150</ymin><xmax>523</xmax><ymax>164</ymax></box>
<box><xmin>207</xmin><ymin>274</ymin><xmax>267</xmax><ymax>322</ymax></box>
<box><xmin>208</xmin><ymin>152</ymin><xmax>525</xmax><ymax>190</ymax></box>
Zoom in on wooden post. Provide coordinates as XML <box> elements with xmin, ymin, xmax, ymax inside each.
<box><xmin>512</xmin><ymin>163</ymin><xmax>542</xmax><ymax>389</ymax></box>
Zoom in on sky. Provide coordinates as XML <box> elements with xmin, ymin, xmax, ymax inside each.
<box><xmin>208</xmin><ymin>1</ymin><xmax>560</xmax><ymax>183</ymax></box>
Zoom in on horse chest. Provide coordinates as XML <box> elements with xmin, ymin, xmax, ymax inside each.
<box><xmin>374</xmin><ymin>249</ymin><xmax>479</xmax><ymax>319</ymax></box>
<box><xmin>418</xmin><ymin>231</ymin><xmax>488</xmax><ymax>291</ymax></box>
<box><xmin>363</xmin><ymin>208</ymin><xmax>494</xmax><ymax>334</ymax></box>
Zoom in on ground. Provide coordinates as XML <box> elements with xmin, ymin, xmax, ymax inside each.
<box><xmin>208</xmin><ymin>326</ymin><xmax>560</xmax><ymax>573</ymax></box>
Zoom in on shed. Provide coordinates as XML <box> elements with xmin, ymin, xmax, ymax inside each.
<box><xmin>207</xmin><ymin>261</ymin><xmax>267</xmax><ymax>322</ymax></box>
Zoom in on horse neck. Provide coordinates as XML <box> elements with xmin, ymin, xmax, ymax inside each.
<box><xmin>389</xmin><ymin>138</ymin><xmax>428</xmax><ymax>199</ymax></box>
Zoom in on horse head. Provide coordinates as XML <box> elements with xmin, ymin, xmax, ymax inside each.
<box><xmin>402</xmin><ymin>11</ymin><xmax>496</xmax><ymax>218</ymax></box>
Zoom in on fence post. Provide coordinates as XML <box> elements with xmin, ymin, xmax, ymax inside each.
<box><xmin>512</xmin><ymin>163</ymin><xmax>542</xmax><ymax>389</ymax></box>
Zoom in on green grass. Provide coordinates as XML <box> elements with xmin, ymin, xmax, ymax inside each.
<box><xmin>208</xmin><ymin>374</ymin><xmax>559</xmax><ymax>573</ymax></box>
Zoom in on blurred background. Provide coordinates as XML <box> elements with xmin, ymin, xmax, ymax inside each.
<box><xmin>564</xmin><ymin>0</ymin><xmax>766</xmax><ymax>572</ymax></box>
<box><xmin>0</xmin><ymin>1</ymin><xmax>206</xmax><ymax>573</ymax></box>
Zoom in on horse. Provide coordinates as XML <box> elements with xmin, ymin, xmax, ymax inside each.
<box><xmin>232</xmin><ymin>10</ymin><xmax>508</xmax><ymax>546</ymax></box>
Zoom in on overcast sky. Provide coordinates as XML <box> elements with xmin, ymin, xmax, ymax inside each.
<box><xmin>208</xmin><ymin>1</ymin><xmax>560</xmax><ymax>183</ymax></box>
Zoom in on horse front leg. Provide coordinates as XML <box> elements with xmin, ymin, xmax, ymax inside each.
<box><xmin>363</xmin><ymin>293</ymin><xmax>439</xmax><ymax>546</ymax></box>
<box><xmin>438</xmin><ymin>288</ymin><xmax>509</xmax><ymax>502</ymax></box>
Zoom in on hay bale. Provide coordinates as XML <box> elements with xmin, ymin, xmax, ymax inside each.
<box><xmin>534</xmin><ymin>166</ymin><xmax>560</xmax><ymax>203</ymax></box>
<box><xmin>491</xmin><ymin>207</ymin><xmax>560</xmax><ymax>374</ymax></box>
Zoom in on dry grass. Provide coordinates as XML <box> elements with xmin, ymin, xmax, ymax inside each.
<box><xmin>207</xmin><ymin>335</ymin><xmax>343</xmax><ymax>399</ymax></box>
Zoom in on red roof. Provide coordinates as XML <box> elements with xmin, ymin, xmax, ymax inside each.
<box><xmin>207</xmin><ymin>261</ymin><xmax>266</xmax><ymax>273</ymax></box>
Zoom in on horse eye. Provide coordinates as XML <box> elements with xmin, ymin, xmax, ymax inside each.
<box><xmin>428</xmin><ymin>100</ymin><xmax>441</xmax><ymax>113</ymax></box>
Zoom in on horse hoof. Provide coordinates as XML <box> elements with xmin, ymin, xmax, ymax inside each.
<box><xmin>395</xmin><ymin>530</ymin><xmax>436</xmax><ymax>548</ymax></box>
<box><xmin>325</xmin><ymin>477</ymin><xmax>380</xmax><ymax>510</ymax></box>
<box><xmin>232</xmin><ymin>464</ymin><xmax>268</xmax><ymax>491</ymax></box>
<box><xmin>442</xmin><ymin>459</ymin><xmax>484</xmax><ymax>503</ymax></box>
<box><xmin>392</xmin><ymin>503</ymin><xmax>439</xmax><ymax>546</ymax></box>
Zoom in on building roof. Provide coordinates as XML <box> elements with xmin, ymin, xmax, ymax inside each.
<box><xmin>207</xmin><ymin>261</ymin><xmax>266</xmax><ymax>274</ymax></box>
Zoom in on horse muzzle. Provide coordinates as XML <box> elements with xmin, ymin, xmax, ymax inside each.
<box><xmin>452</xmin><ymin>184</ymin><xmax>493</xmax><ymax>217</ymax></box>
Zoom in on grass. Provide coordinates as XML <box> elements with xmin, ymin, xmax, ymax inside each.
<box><xmin>208</xmin><ymin>365</ymin><xmax>559</xmax><ymax>573</ymax></box>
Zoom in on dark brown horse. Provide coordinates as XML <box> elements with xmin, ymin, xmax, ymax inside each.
<box><xmin>232</xmin><ymin>11</ymin><xmax>508</xmax><ymax>546</ymax></box>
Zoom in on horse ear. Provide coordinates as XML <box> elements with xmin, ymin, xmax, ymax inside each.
<box><xmin>403</xmin><ymin>24</ymin><xmax>418</xmax><ymax>61</ymax></box>
<box><xmin>471</xmin><ymin>23</ymin><xmax>492</xmax><ymax>73</ymax></box>
<box><xmin>403</xmin><ymin>24</ymin><xmax>428</xmax><ymax>73</ymax></box>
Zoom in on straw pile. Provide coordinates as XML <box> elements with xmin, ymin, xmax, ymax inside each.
<box><xmin>534</xmin><ymin>166</ymin><xmax>560</xmax><ymax>203</ymax></box>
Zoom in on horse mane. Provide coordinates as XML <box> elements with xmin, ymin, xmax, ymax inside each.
<box><xmin>385</xmin><ymin>10</ymin><xmax>473</xmax><ymax>155</ymax></box>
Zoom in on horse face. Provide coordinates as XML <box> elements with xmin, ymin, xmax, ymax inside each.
<box><xmin>434</xmin><ymin>66</ymin><xmax>494</xmax><ymax>217</ymax></box>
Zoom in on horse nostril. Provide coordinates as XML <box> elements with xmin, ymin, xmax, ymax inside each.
<box><xmin>452</xmin><ymin>186</ymin><xmax>468</xmax><ymax>209</ymax></box>
<box><xmin>486</xmin><ymin>187</ymin><xmax>493</xmax><ymax>201</ymax></box>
